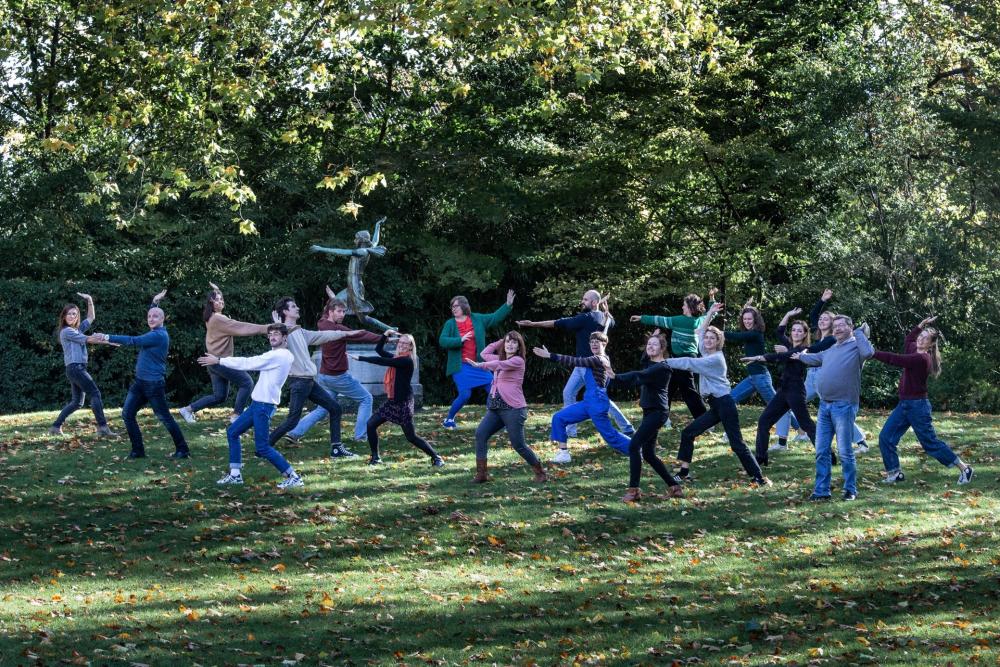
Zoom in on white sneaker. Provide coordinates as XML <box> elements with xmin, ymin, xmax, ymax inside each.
<box><xmin>277</xmin><ymin>474</ymin><xmax>304</xmax><ymax>489</ymax></box>
<box><xmin>663</xmin><ymin>418</ymin><xmax>672</xmax><ymax>430</ymax></box>
<box><xmin>179</xmin><ymin>406</ymin><xmax>196</xmax><ymax>424</ymax></box>
<box><xmin>793</xmin><ymin>432</ymin><xmax>810</xmax><ymax>443</ymax></box>
<box><xmin>883</xmin><ymin>470</ymin><xmax>905</xmax><ymax>484</ymax></box>
<box><xmin>217</xmin><ymin>472</ymin><xmax>243</xmax><ymax>485</ymax></box>
<box><xmin>854</xmin><ymin>441</ymin><xmax>870</xmax><ymax>454</ymax></box>
<box><xmin>551</xmin><ymin>449</ymin><xmax>571</xmax><ymax>464</ymax></box>
<box><xmin>720</xmin><ymin>432</ymin><xmax>729</xmax><ymax>444</ymax></box>
<box><xmin>768</xmin><ymin>442</ymin><xmax>788</xmax><ymax>453</ymax></box>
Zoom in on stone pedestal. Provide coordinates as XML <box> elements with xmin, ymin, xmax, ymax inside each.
<box><xmin>311</xmin><ymin>343</ymin><xmax>423</xmax><ymax>412</ymax></box>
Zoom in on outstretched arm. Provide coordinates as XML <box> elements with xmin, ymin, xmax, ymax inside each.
<box><xmin>310</xmin><ymin>244</ymin><xmax>360</xmax><ymax>257</ymax></box>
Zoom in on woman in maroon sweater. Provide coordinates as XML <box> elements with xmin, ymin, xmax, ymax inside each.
<box><xmin>872</xmin><ymin>316</ymin><xmax>973</xmax><ymax>484</ymax></box>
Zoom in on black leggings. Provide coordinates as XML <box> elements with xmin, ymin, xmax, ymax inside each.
<box><xmin>366</xmin><ymin>416</ymin><xmax>438</xmax><ymax>459</ymax></box>
<box><xmin>629</xmin><ymin>408</ymin><xmax>680</xmax><ymax>488</ymax></box>
<box><xmin>668</xmin><ymin>368</ymin><xmax>706</xmax><ymax>419</ymax></box>
<box><xmin>755</xmin><ymin>386</ymin><xmax>815</xmax><ymax>460</ymax></box>
<box><xmin>678</xmin><ymin>394</ymin><xmax>762</xmax><ymax>479</ymax></box>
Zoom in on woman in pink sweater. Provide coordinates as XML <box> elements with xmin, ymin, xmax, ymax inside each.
<box><xmin>464</xmin><ymin>331</ymin><xmax>546</xmax><ymax>483</ymax></box>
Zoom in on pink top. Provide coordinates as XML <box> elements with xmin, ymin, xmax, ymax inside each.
<box><xmin>480</xmin><ymin>340</ymin><xmax>527</xmax><ymax>409</ymax></box>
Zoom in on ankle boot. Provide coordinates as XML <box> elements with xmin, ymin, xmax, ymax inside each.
<box><xmin>531</xmin><ymin>463</ymin><xmax>548</xmax><ymax>483</ymax></box>
<box><xmin>473</xmin><ymin>458</ymin><xmax>490</xmax><ymax>483</ymax></box>
<box><xmin>622</xmin><ymin>487</ymin><xmax>642</xmax><ymax>502</ymax></box>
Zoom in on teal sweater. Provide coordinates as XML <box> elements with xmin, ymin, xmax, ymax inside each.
<box><xmin>639</xmin><ymin>301</ymin><xmax>715</xmax><ymax>357</ymax></box>
<box><xmin>438</xmin><ymin>302</ymin><xmax>512</xmax><ymax>376</ymax></box>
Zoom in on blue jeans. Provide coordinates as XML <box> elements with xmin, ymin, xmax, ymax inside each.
<box><xmin>550</xmin><ymin>393</ymin><xmax>631</xmax><ymax>455</ymax></box>
<box><xmin>796</xmin><ymin>371</ymin><xmax>864</xmax><ymax>443</ymax></box>
<box><xmin>814</xmin><ymin>400</ymin><xmax>859</xmax><ymax>496</ymax></box>
<box><xmin>122</xmin><ymin>379</ymin><xmax>188</xmax><ymax>454</ymax></box>
<box><xmin>54</xmin><ymin>363</ymin><xmax>108</xmax><ymax>427</ymax></box>
<box><xmin>446</xmin><ymin>364</ymin><xmax>494</xmax><ymax>421</ymax></box>
<box><xmin>228</xmin><ymin>401</ymin><xmax>291</xmax><ymax>474</ymax></box>
<box><xmin>878</xmin><ymin>399</ymin><xmax>958</xmax><ymax>472</ymax></box>
<box><xmin>289</xmin><ymin>372</ymin><xmax>372</xmax><ymax>441</ymax></box>
<box><xmin>189</xmin><ymin>364</ymin><xmax>253</xmax><ymax>415</ymax></box>
<box><xmin>562</xmin><ymin>366</ymin><xmax>632</xmax><ymax>436</ymax></box>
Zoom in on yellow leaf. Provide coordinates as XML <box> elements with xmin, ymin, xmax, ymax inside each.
<box><xmin>272</xmin><ymin>563</ymin><xmax>286</xmax><ymax>573</ymax></box>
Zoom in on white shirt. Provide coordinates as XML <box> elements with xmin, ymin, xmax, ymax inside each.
<box><xmin>220</xmin><ymin>348</ymin><xmax>294</xmax><ymax>405</ymax></box>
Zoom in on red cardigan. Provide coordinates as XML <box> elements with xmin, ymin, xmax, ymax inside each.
<box><xmin>873</xmin><ymin>326</ymin><xmax>931</xmax><ymax>400</ymax></box>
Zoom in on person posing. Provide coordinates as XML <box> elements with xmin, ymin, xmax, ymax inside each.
<box><xmin>606</xmin><ymin>331</ymin><xmax>683</xmax><ymax>502</ymax></box>
<box><xmin>517</xmin><ymin>289</ymin><xmax>634</xmax><ymax>437</ymax></box>
<box><xmin>533</xmin><ymin>332</ymin><xmax>632</xmax><ymax>463</ymax></box>
<box><xmin>282</xmin><ymin>289</ymin><xmax>393</xmax><ymax>446</ymax></box>
<box><xmin>49</xmin><ymin>293</ymin><xmax>116</xmax><ymax>437</ymax></box>
<box><xmin>438</xmin><ymin>290</ymin><xmax>514</xmax><ymax>429</ymax></box>
<box><xmin>200</xmin><ymin>323</ymin><xmax>305</xmax><ymax>489</ymax></box>
<box><xmin>351</xmin><ymin>334</ymin><xmax>443</xmax><ymax>466</ymax></box>
<box><xmin>179</xmin><ymin>283</ymin><xmax>271</xmax><ymax>424</ymax></box>
<box><xmin>91</xmin><ymin>291</ymin><xmax>189</xmax><ymax>459</ymax></box>
<box><xmin>630</xmin><ymin>287</ymin><xmax>718</xmax><ymax>424</ymax></box>
<box><xmin>662</xmin><ymin>303</ymin><xmax>770</xmax><ymax>486</ymax></box>
<box><xmin>268</xmin><ymin>297</ymin><xmax>362</xmax><ymax>458</ymax></box>
<box><xmin>774</xmin><ymin>288</ymin><xmax>868</xmax><ymax>453</ymax></box>
<box><xmin>740</xmin><ymin>307</ymin><xmax>829</xmax><ymax>467</ymax></box>
<box><xmin>464</xmin><ymin>332</ymin><xmax>546</xmax><ymax>483</ymax></box>
<box><xmin>725</xmin><ymin>302</ymin><xmax>777</xmax><ymax>418</ymax></box>
<box><xmin>793</xmin><ymin>315</ymin><xmax>874</xmax><ymax>501</ymax></box>
<box><xmin>871</xmin><ymin>316</ymin><xmax>973</xmax><ymax>485</ymax></box>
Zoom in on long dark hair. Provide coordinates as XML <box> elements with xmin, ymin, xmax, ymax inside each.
<box><xmin>499</xmin><ymin>331</ymin><xmax>527</xmax><ymax>360</ymax></box>
<box><xmin>54</xmin><ymin>303</ymin><xmax>80</xmax><ymax>339</ymax></box>
<box><xmin>203</xmin><ymin>289</ymin><xmax>223</xmax><ymax>323</ymax></box>
<box><xmin>740</xmin><ymin>306</ymin><xmax>766</xmax><ymax>332</ymax></box>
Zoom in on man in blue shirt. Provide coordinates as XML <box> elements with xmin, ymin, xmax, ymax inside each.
<box><xmin>517</xmin><ymin>289</ymin><xmax>634</xmax><ymax>440</ymax></box>
<box><xmin>93</xmin><ymin>291</ymin><xmax>189</xmax><ymax>459</ymax></box>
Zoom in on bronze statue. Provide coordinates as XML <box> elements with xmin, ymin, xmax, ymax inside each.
<box><xmin>311</xmin><ymin>217</ymin><xmax>394</xmax><ymax>331</ymax></box>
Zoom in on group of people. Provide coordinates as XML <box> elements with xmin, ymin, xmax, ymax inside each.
<box><xmin>50</xmin><ymin>283</ymin><xmax>973</xmax><ymax>500</ymax></box>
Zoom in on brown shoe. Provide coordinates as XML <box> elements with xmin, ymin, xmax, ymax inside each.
<box><xmin>622</xmin><ymin>487</ymin><xmax>642</xmax><ymax>503</ymax></box>
<box><xmin>665</xmin><ymin>485</ymin><xmax>684</xmax><ymax>499</ymax></box>
<box><xmin>472</xmin><ymin>458</ymin><xmax>490</xmax><ymax>483</ymax></box>
<box><xmin>531</xmin><ymin>463</ymin><xmax>548</xmax><ymax>483</ymax></box>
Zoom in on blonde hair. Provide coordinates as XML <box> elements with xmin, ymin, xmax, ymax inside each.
<box><xmin>703</xmin><ymin>325</ymin><xmax>725</xmax><ymax>350</ymax></box>
<box><xmin>923</xmin><ymin>327</ymin><xmax>942</xmax><ymax>378</ymax></box>
<box><xmin>396</xmin><ymin>333</ymin><xmax>418</xmax><ymax>358</ymax></box>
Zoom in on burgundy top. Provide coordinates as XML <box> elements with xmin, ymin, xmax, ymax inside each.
<box><xmin>480</xmin><ymin>340</ymin><xmax>527</xmax><ymax>409</ymax></box>
<box><xmin>873</xmin><ymin>326</ymin><xmax>931</xmax><ymax>400</ymax></box>
<box><xmin>318</xmin><ymin>319</ymin><xmax>384</xmax><ymax>376</ymax></box>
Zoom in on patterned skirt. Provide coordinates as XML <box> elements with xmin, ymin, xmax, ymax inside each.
<box><xmin>376</xmin><ymin>397</ymin><xmax>415</xmax><ymax>426</ymax></box>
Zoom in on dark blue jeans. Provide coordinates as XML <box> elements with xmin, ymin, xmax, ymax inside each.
<box><xmin>122</xmin><ymin>379</ymin><xmax>188</xmax><ymax>454</ymax></box>
<box><xmin>227</xmin><ymin>401</ymin><xmax>291</xmax><ymax>473</ymax></box>
<box><xmin>268</xmin><ymin>377</ymin><xmax>342</xmax><ymax>445</ymax></box>
<box><xmin>54</xmin><ymin>363</ymin><xmax>108</xmax><ymax>427</ymax></box>
<box><xmin>189</xmin><ymin>364</ymin><xmax>253</xmax><ymax>415</ymax></box>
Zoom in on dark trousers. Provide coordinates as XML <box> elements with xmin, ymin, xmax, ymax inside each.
<box><xmin>629</xmin><ymin>408</ymin><xmax>680</xmax><ymax>488</ymax></box>
<box><xmin>678</xmin><ymin>394</ymin><xmax>762</xmax><ymax>479</ymax></box>
<box><xmin>122</xmin><ymin>379</ymin><xmax>188</xmax><ymax>454</ymax></box>
<box><xmin>189</xmin><ymin>364</ymin><xmax>254</xmax><ymax>415</ymax></box>
<box><xmin>755</xmin><ymin>386</ymin><xmax>815</xmax><ymax>460</ymax></box>
<box><xmin>269</xmin><ymin>377</ymin><xmax>342</xmax><ymax>445</ymax></box>
<box><xmin>669</xmin><ymin>368</ymin><xmax>707</xmax><ymax>419</ymax></box>
<box><xmin>54</xmin><ymin>363</ymin><xmax>108</xmax><ymax>427</ymax></box>
<box><xmin>366</xmin><ymin>415</ymin><xmax>438</xmax><ymax>459</ymax></box>
<box><xmin>474</xmin><ymin>407</ymin><xmax>540</xmax><ymax>466</ymax></box>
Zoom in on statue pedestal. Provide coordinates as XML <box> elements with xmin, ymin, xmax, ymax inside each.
<box><xmin>311</xmin><ymin>343</ymin><xmax>423</xmax><ymax>412</ymax></box>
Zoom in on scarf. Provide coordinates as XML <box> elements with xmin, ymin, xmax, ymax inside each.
<box><xmin>383</xmin><ymin>351</ymin><xmax>411</xmax><ymax>400</ymax></box>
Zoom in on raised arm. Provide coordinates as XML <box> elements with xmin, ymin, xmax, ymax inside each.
<box><xmin>854</xmin><ymin>325</ymin><xmax>875</xmax><ymax>360</ymax></box>
<box><xmin>76</xmin><ymin>293</ymin><xmax>96</xmax><ymax>324</ymax></box>
<box><xmin>809</xmin><ymin>288</ymin><xmax>833</xmax><ymax>328</ymax></box>
<box><xmin>479</xmin><ymin>291</ymin><xmax>515</xmax><ymax>329</ymax></box>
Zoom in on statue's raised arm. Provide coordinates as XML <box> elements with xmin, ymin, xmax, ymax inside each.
<box><xmin>310</xmin><ymin>243</ymin><xmax>360</xmax><ymax>257</ymax></box>
<box><xmin>314</xmin><ymin>218</ymin><xmax>394</xmax><ymax>332</ymax></box>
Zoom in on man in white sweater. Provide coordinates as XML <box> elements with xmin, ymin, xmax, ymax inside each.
<box><xmin>268</xmin><ymin>296</ymin><xmax>363</xmax><ymax>458</ymax></box>
<box><xmin>198</xmin><ymin>323</ymin><xmax>303</xmax><ymax>489</ymax></box>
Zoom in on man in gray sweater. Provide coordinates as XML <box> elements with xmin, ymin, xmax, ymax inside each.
<box><xmin>795</xmin><ymin>316</ymin><xmax>874</xmax><ymax>501</ymax></box>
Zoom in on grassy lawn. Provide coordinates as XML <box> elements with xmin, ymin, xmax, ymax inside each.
<box><xmin>0</xmin><ymin>404</ymin><xmax>997</xmax><ymax>666</ymax></box>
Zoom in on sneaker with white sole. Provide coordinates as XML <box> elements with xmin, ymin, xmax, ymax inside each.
<box><xmin>958</xmin><ymin>466</ymin><xmax>974</xmax><ymax>485</ymax></box>
<box><xmin>883</xmin><ymin>470</ymin><xmax>905</xmax><ymax>484</ymax></box>
<box><xmin>768</xmin><ymin>442</ymin><xmax>788</xmax><ymax>453</ymax></box>
<box><xmin>179</xmin><ymin>406</ymin><xmax>196</xmax><ymax>424</ymax></box>
<box><xmin>217</xmin><ymin>473</ymin><xmax>243</xmax><ymax>485</ymax></box>
<box><xmin>551</xmin><ymin>448</ymin><xmax>572</xmax><ymax>464</ymax></box>
<box><xmin>442</xmin><ymin>419</ymin><xmax>457</xmax><ymax>429</ymax></box>
<box><xmin>281</xmin><ymin>434</ymin><xmax>300</xmax><ymax>446</ymax></box>
<box><xmin>277</xmin><ymin>474</ymin><xmax>304</xmax><ymax>489</ymax></box>
<box><xmin>330</xmin><ymin>444</ymin><xmax>357</xmax><ymax>458</ymax></box>
<box><xmin>853</xmin><ymin>440</ymin><xmax>869</xmax><ymax>454</ymax></box>
<box><xmin>793</xmin><ymin>432</ymin><xmax>810</xmax><ymax>443</ymax></box>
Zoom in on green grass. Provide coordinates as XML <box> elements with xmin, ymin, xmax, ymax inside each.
<box><xmin>0</xmin><ymin>404</ymin><xmax>998</xmax><ymax>666</ymax></box>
